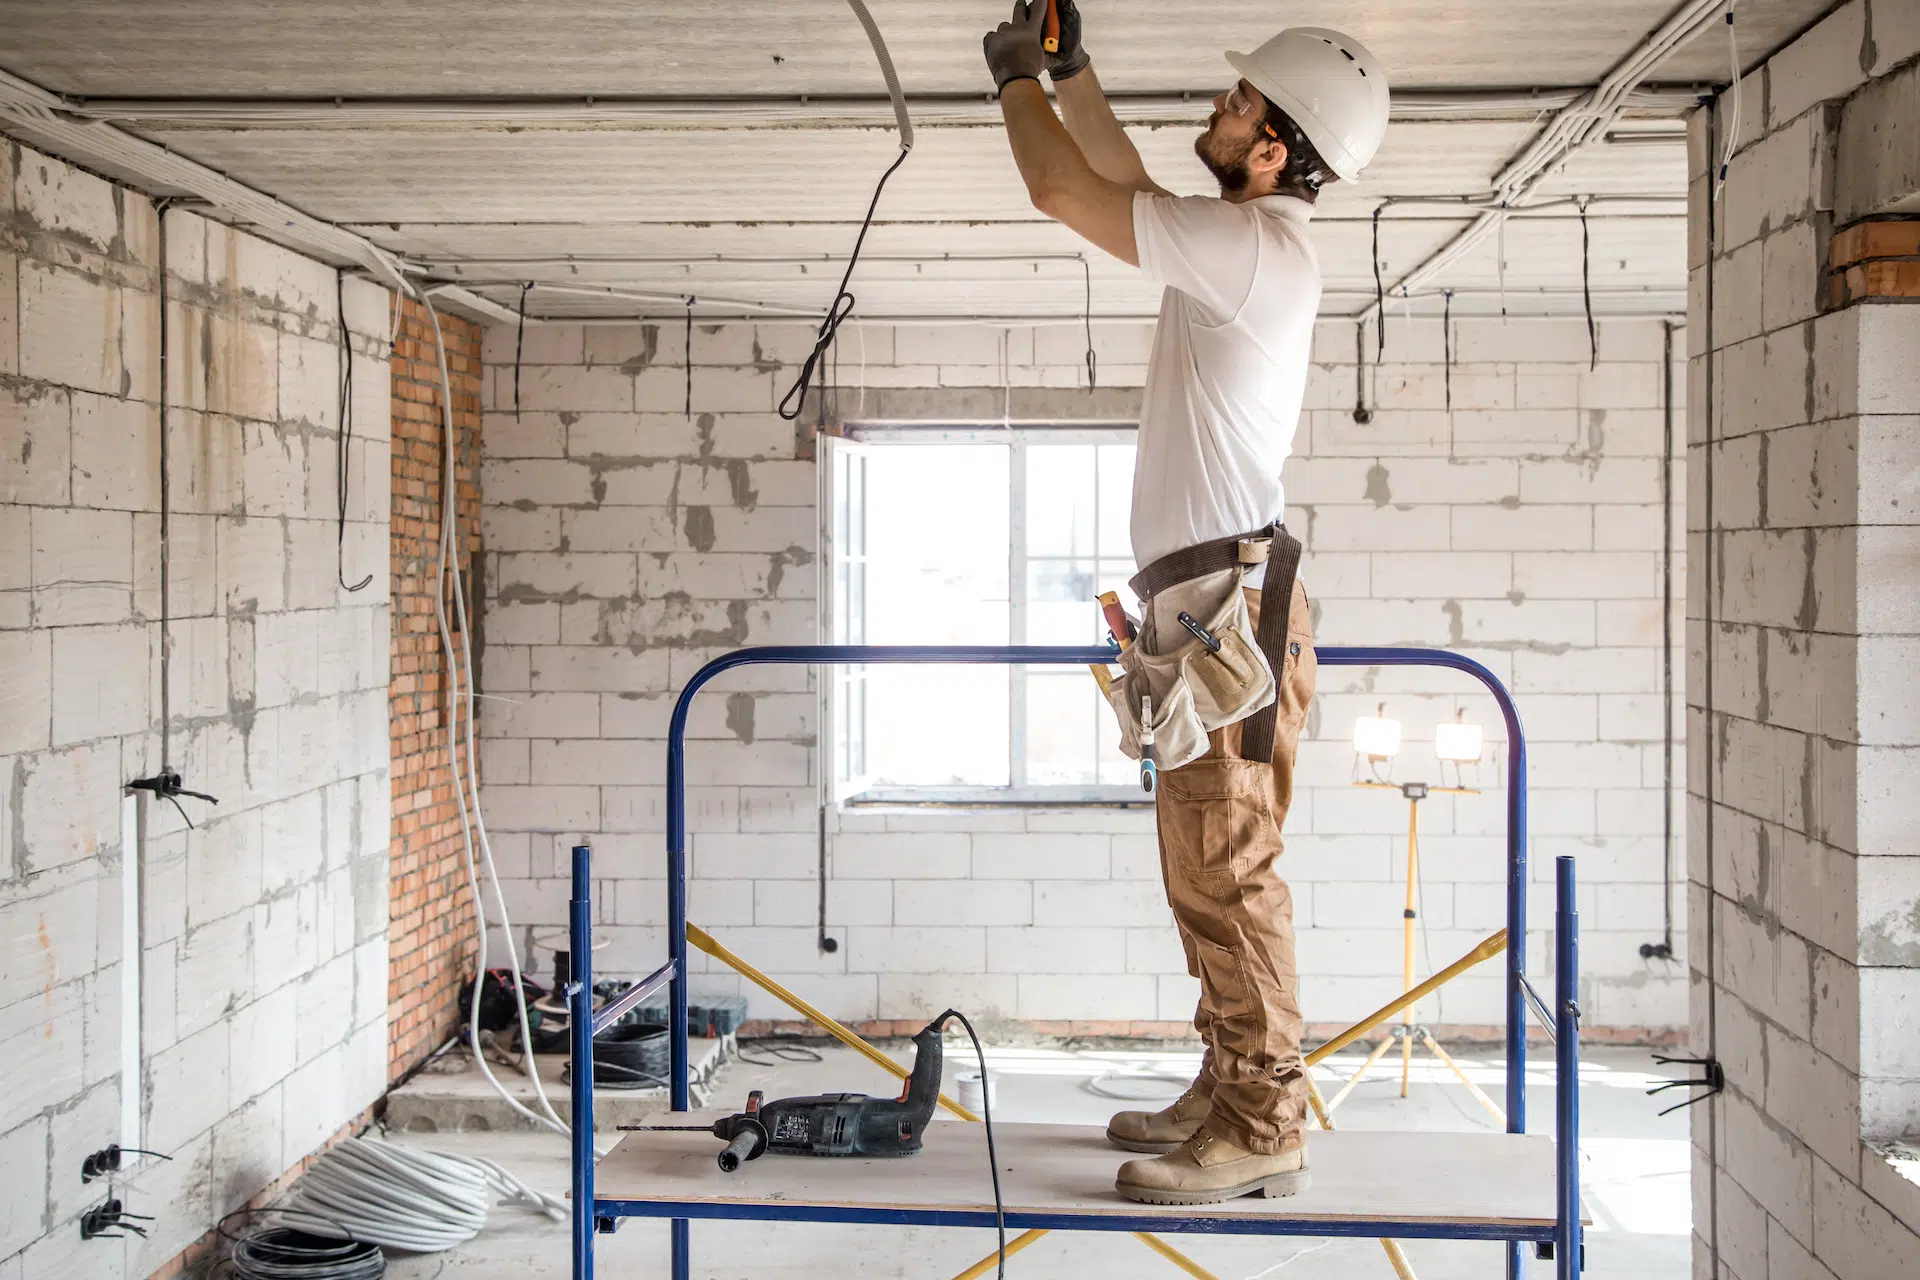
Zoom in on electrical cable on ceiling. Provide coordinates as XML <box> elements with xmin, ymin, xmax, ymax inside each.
<box><xmin>1081</xmin><ymin>256</ymin><xmax>1097</xmax><ymax>393</ymax></box>
<box><xmin>513</xmin><ymin>281</ymin><xmax>530</xmax><ymax>420</ymax></box>
<box><xmin>1441</xmin><ymin>289</ymin><xmax>1454</xmax><ymax>413</ymax></box>
<box><xmin>777</xmin><ymin>0</ymin><xmax>913</xmax><ymax>422</ymax></box>
<box><xmin>336</xmin><ymin>275</ymin><xmax>373</xmax><ymax>592</ymax></box>
<box><xmin>1579</xmin><ymin>199</ymin><xmax>1597</xmax><ymax>370</ymax></box>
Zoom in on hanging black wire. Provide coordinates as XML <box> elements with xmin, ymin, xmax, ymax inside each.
<box><xmin>685</xmin><ymin>297</ymin><xmax>695</xmax><ymax>420</ymax></box>
<box><xmin>1579</xmin><ymin>200</ymin><xmax>1597</xmax><ymax>372</ymax></box>
<box><xmin>777</xmin><ymin>147</ymin><xmax>910</xmax><ymax>422</ymax></box>
<box><xmin>512</xmin><ymin>281</ymin><xmax>531</xmax><ymax>421</ymax></box>
<box><xmin>1351</xmin><ymin>320</ymin><xmax>1373</xmax><ymax>424</ymax></box>
<box><xmin>1441</xmin><ymin>289</ymin><xmax>1454</xmax><ymax>414</ymax></box>
<box><xmin>1081</xmin><ymin>256</ymin><xmax>1097</xmax><ymax>393</ymax></box>
<box><xmin>1371</xmin><ymin>203</ymin><xmax>1387</xmax><ymax>357</ymax></box>
<box><xmin>336</xmin><ymin>275</ymin><xmax>373</xmax><ymax>593</ymax></box>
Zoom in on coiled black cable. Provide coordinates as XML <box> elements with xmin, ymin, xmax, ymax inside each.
<box><xmin>228</xmin><ymin>1228</ymin><xmax>384</xmax><ymax>1280</ymax></box>
<box><xmin>218</xmin><ymin>1210</ymin><xmax>384</xmax><ymax>1280</ymax></box>
<box><xmin>561</xmin><ymin>1021</ymin><xmax>672</xmax><ymax>1090</ymax></box>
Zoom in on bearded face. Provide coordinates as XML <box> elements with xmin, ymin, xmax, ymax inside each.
<box><xmin>1194</xmin><ymin>112</ymin><xmax>1269</xmax><ymax>197</ymax></box>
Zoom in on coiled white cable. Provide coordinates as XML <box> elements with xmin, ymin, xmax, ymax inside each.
<box><xmin>287</xmin><ymin>1138</ymin><xmax>566</xmax><ymax>1253</ymax></box>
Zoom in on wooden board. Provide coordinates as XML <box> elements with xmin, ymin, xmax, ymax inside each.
<box><xmin>596</xmin><ymin>1120</ymin><xmax>1566</xmax><ymax>1234</ymax></box>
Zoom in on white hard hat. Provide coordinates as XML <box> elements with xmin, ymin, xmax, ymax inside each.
<box><xmin>1226</xmin><ymin>28</ymin><xmax>1390</xmax><ymax>184</ymax></box>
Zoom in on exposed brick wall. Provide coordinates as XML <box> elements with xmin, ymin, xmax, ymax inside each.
<box><xmin>386</xmin><ymin>298</ymin><xmax>485</xmax><ymax>1082</ymax></box>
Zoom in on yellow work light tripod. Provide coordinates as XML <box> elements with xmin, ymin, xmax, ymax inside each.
<box><xmin>1323</xmin><ymin>778</ymin><xmax>1507</xmax><ymax>1122</ymax></box>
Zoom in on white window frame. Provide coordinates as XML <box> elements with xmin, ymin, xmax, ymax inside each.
<box><xmin>821</xmin><ymin>424</ymin><xmax>1149</xmax><ymax>808</ymax></box>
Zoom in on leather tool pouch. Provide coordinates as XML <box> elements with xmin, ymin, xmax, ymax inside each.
<box><xmin>1103</xmin><ymin>567</ymin><xmax>1275</xmax><ymax>773</ymax></box>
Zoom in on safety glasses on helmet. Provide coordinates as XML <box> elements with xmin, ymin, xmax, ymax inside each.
<box><xmin>1224</xmin><ymin>81</ymin><xmax>1280</xmax><ymax>141</ymax></box>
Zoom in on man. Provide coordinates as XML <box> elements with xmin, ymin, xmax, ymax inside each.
<box><xmin>983</xmin><ymin>4</ymin><xmax>1389</xmax><ymax>1205</ymax></box>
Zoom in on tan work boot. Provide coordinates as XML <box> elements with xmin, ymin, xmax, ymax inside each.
<box><xmin>1114</xmin><ymin>1129</ymin><xmax>1309</xmax><ymax>1205</ymax></box>
<box><xmin>1105</xmin><ymin>1077</ymin><xmax>1213</xmax><ymax>1154</ymax></box>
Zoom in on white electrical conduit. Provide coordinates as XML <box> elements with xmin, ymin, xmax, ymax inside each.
<box><xmin>1363</xmin><ymin>0</ymin><xmax>1739</xmax><ymax>318</ymax></box>
<box><xmin>69</xmin><ymin>87</ymin><xmax>1700</xmax><ymax>127</ymax></box>
<box><xmin>416</xmin><ymin>284</ymin><xmax>570</xmax><ymax>1137</ymax></box>
<box><xmin>287</xmin><ymin>1138</ymin><xmax>565</xmax><ymax>1253</ymax></box>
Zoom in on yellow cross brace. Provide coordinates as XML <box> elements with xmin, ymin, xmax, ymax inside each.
<box><xmin>685</xmin><ymin>923</ymin><xmax>1507</xmax><ymax>1280</ymax></box>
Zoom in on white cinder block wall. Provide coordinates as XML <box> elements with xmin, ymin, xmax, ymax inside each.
<box><xmin>1686</xmin><ymin>4</ymin><xmax>1920</xmax><ymax>1276</ymax></box>
<box><xmin>479</xmin><ymin>309</ymin><xmax>1688</xmax><ymax>1037</ymax></box>
<box><xmin>0</xmin><ymin>140</ymin><xmax>392</xmax><ymax>1276</ymax></box>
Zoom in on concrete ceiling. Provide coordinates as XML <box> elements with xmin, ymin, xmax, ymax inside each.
<box><xmin>0</xmin><ymin>1</ymin><xmax>1839</xmax><ymax>322</ymax></box>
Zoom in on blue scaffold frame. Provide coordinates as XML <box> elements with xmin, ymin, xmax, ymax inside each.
<box><xmin>566</xmin><ymin>644</ymin><xmax>1582</xmax><ymax>1280</ymax></box>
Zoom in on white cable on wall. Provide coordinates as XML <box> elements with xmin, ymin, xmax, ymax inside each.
<box><xmin>415</xmin><ymin>286</ymin><xmax>570</xmax><ymax>1137</ymax></box>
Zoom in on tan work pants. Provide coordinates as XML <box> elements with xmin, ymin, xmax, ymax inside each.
<box><xmin>1152</xmin><ymin>578</ymin><xmax>1315</xmax><ymax>1155</ymax></box>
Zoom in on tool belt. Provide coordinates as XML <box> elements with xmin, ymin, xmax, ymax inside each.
<box><xmin>1103</xmin><ymin>522</ymin><xmax>1303</xmax><ymax>772</ymax></box>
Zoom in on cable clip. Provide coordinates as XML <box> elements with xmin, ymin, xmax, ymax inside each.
<box><xmin>1647</xmin><ymin>1053</ymin><xmax>1723</xmax><ymax>1116</ymax></box>
<box><xmin>127</xmin><ymin>770</ymin><xmax>220</xmax><ymax>828</ymax></box>
<box><xmin>80</xmin><ymin>1198</ymin><xmax>153</xmax><ymax>1240</ymax></box>
<box><xmin>81</xmin><ymin>1144</ymin><xmax>173</xmax><ymax>1183</ymax></box>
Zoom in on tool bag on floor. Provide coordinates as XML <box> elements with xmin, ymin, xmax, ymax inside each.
<box><xmin>1103</xmin><ymin>523</ymin><xmax>1302</xmax><ymax>772</ymax></box>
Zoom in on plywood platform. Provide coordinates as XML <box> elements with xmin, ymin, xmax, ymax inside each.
<box><xmin>596</xmin><ymin>1120</ymin><xmax>1568</xmax><ymax>1239</ymax></box>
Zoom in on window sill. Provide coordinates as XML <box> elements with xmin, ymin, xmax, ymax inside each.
<box><xmin>845</xmin><ymin>786</ymin><xmax>1154</xmax><ymax>810</ymax></box>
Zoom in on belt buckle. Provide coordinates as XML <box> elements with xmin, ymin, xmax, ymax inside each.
<box><xmin>1236</xmin><ymin>538</ymin><xmax>1271</xmax><ymax>566</ymax></box>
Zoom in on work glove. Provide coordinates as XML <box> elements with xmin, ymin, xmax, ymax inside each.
<box><xmin>983</xmin><ymin>0</ymin><xmax>1048</xmax><ymax>95</ymax></box>
<box><xmin>1047</xmin><ymin>0</ymin><xmax>1090</xmax><ymax>82</ymax></box>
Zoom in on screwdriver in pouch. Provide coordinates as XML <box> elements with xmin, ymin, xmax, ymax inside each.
<box><xmin>1177</xmin><ymin>611</ymin><xmax>1222</xmax><ymax>653</ymax></box>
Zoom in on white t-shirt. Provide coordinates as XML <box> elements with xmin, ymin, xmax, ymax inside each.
<box><xmin>1128</xmin><ymin>191</ymin><xmax>1320</xmax><ymax>568</ymax></box>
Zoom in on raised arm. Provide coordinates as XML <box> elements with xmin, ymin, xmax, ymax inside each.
<box><xmin>1045</xmin><ymin>2</ymin><xmax>1166</xmax><ymax>195</ymax></box>
<box><xmin>987</xmin><ymin>3</ymin><xmax>1146</xmax><ymax>265</ymax></box>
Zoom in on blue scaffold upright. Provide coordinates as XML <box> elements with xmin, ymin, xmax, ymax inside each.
<box><xmin>566</xmin><ymin>644</ymin><xmax>1582</xmax><ymax>1280</ymax></box>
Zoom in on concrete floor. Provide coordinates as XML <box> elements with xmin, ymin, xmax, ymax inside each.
<box><xmin>383</xmin><ymin>1039</ymin><xmax>1689</xmax><ymax>1280</ymax></box>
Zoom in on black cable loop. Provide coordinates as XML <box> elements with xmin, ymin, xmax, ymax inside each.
<box><xmin>778</xmin><ymin>146</ymin><xmax>910</xmax><ymax>422</ymax></box>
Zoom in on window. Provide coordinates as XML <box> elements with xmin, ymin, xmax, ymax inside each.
<box><xmin>825</xmin><ymin>428</ymin><xmax>1144</xmax><ymax>804</ymax></box>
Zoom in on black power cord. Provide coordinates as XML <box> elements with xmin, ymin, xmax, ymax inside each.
<box><xmin>777</xmin><ymin>147</ymin><xmax>910</xmax><ymax>423</ymax></box>
<box><xmin>935</xmin><ymin>1009</ymin><xmax>1005</xmax><ymax>1279</ymax></box>
<box><xmin>336</xmin><ymin>274</ymin><xmax>372</xmax><ymax>592</ymax></box>
<box><xmin>512</xmin><ymin>281</ymin><xmax>531</xmax><ymax>421</ymax></box>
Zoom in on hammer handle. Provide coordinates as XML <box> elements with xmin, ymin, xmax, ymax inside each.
<box><xmin>1043</xmin><ymin>0</ymin><xmax>1061</xmax><ymax>53</ymax></box>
